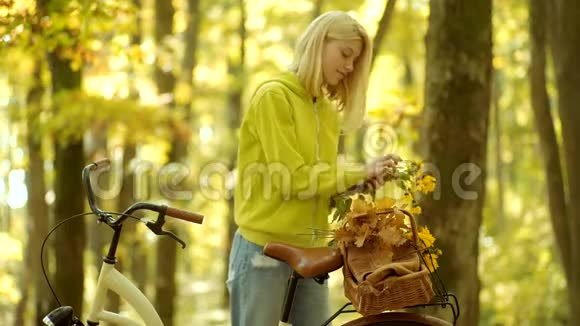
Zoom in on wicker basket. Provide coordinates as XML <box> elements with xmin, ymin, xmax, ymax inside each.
<box><xmin>340</xmin><ymin>208</ymin><xmax>435</xmax><ymax>316</ymax></box>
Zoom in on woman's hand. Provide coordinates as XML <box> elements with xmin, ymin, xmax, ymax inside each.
<box><xmin>365</xmin><ymin>154</ymin><xmax>401</xmax><ymax>187</ymax></box>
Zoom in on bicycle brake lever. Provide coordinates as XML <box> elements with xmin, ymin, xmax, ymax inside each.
<box><xmin>158</xmin><ymin>229</ymin><xmax>186</xmax><ymax>249</ymax></box>
<box><xmin>145</xmin><ymin>212</ymin><xmax>186</xmax><ymax>249</ymax></box>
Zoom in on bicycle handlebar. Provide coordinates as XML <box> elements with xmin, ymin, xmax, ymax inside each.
<box><xmin>82</xmin><ymin>159</ymin><xmax>204</xmax><ymax>247</ymax></box>
<box><xmin>91</xmin><ymin>158</ymin><xmax>111</xmax><ymax>169</ymax></box>
<box><xmin>83</xmin><ymin>159</ymin><xmax>112</xmax><ymax>220</ymax></box>
<box><xmin>165</xmin><ymin>206</ymin><xmax>204</xmax><ymax>224</ymax></box>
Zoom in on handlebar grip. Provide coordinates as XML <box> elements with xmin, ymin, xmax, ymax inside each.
<box><xmin>92</xmin><ymin>158</ymin><xmax>111</xmax><ymax>170</ymax></box>
<box><xmin>165</xmin><ymin>207</ymin><xmax>204</xmax><ymax>224</ymax></box>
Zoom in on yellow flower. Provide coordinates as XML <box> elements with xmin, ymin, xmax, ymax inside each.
<box><xmin>411</xmin><ymin>206</ymin><xmax>422</xmax><ymax>215</ymax></box>
<box><xmin>417</xmin><ymin>175</ymin><xmax>436</xmax><ymax>194</ymax></box>
<box><xmin>417</xmin><ymin>226</ymin><xmax>436</xmax><ymax>248</ymax></box>
<box><xmin>402</xmin><ymin>192</ymin><xmax>413</xmax><ymax>203</ymax></box>
<box><xmin>423</xmin><ymin>252</ymin><xmax>439</xmax><ymax>272</ymax></box>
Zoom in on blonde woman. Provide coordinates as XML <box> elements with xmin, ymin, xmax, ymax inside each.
<box><xmin>228</xmin><ymin>11</ymin><xmax>395</xmax><ymax>326</ymax></box>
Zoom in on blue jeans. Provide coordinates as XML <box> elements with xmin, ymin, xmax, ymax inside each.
<box><xmin>227</xmin><ymin>231</ymin><xmax>330</xmax><ymax>326</ymax></box>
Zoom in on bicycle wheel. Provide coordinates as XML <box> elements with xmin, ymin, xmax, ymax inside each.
<box><xmin>342</xmin><ymin>312</ymin><xmax>451</xmax><ymax>326</ymax></box>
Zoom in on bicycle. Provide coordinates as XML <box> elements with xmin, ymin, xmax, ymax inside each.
<box><xmin>263</xmin><ymin>242</ymin><xmax>459</xmax><ymax>326</ymax></box>
<box><xmin>41</xmin><ymin>159</ymin><xmax>205</xmax><ymax>326</ymax></box>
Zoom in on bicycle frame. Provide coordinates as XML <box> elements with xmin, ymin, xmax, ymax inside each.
<box><xmin>43</xmin><ymin>159</ymin><xmax>204</xmax><ymax>326</ymax></box>
<box><xmin>85</xmin><ymin>204</ymin><xmax>162</xmax><ymax>326</ymax></box>
<box><xmin>87</xmin><ymin>261</ymin><xmax>162</xmax><ymax>326</ymax></box>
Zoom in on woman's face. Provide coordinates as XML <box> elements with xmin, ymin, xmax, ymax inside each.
<box><xmin>321</xmin><ymin>38</ymin><xmax>363</xmax><ymax>86</ymax></box>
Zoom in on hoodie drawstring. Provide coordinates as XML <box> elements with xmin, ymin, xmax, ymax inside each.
<box><xmin>311</xmin><ymin>97</ymin><xmax>320</xmax><ymax>244</ymax></box>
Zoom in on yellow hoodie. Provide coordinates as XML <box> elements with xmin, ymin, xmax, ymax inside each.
<box><xmin>234</xmin><ymin>71</ymin><xmax>366</xmax><ymax>247</ymax></box>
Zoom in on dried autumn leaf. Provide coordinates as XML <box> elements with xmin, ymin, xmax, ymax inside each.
<box><xmin>376</xmin><ymin>216</ymin><xmax>388</xmax><ymax>229</ymax></box>
<box><xmin>354</xmin><ymin>234</ymin><xmax>366</xmax><ymax>247</ymax></box>
<box><xmin>376</xmin><ymin>197</ymin><xmax>396</xmax><ymax>209</ymax></box>
<box><xmin>378</xmin><ymin>225</ymin><xmax>408</xmax><ymax>247</ymax></box>
<box><xmin>388</xmin><ymin>212</ymin><xmax>406</xmax><ymax>229</ymax></box>
<box><xmin>350</xmin><ymin>195</ymin><xmax>374</xmax><ymax>214</ymax></box>
<box><xmin>334</xmin><ymin>227</ymin><xmax>355</xmax><ymax>244</ymax></box>
<box><xmin>350</xmin><ymin>197</ymin><xmax>369</xmax><ymax>214</ymax></box>
<box><xmin>354</xmin><ymin>224</ymin><xmax>371</xmax><ymax>247</ymax></box>
<box><xmin>345</xmin><ymin>214</ymin><xmax>357</xmax><ymax>229</ymax></box>
<box><xmin>393</xmin><ymin>209</ymin><xmax>406</xmax><ymax>220</ymax></box>
<box><xmin>366</xmin><ymin>212</ymin><xmax>379</xmax><ymax>229</ymax></box>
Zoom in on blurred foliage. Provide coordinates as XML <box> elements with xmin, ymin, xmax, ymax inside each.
<box><xmin>0</xmin><ymin>0</ymin><xmax>568</xmax><ymax>324</ymax></box>
<box><xmin>479</xmin><ymin>0</ymin><xmax>567</xmax><ymax>325</ymax></box>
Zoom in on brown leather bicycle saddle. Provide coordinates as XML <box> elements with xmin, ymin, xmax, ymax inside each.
<box><xmin>263</xmin><ymin>242</ymin><xmax>343</xmax><ymax>278</ymax></box>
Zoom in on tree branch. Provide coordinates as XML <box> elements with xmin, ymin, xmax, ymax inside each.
<box><xmin>371</xmin><ymin>0</ymin><xmax>397</xmax><ymax>69</ymax></box>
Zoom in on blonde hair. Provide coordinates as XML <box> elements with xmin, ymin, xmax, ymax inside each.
<box><xmin>289</xmin><ymin>11</ymin><xmax>372</xmax><ymax>131</ymax></box>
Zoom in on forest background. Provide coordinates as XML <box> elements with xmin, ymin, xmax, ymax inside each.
<box><xmin>1</xmin><ymin>0</ymin><xmax>579</xmax><ymax>325</ymax></box>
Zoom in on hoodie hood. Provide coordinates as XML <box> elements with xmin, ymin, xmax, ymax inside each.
<box><xmin>254</xmin><ymin>70</ymin><xmax>311</xmax><ymax>100</ymax></box>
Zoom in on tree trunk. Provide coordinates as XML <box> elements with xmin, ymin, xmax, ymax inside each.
<box><xmin>350</xmin><ymin>0</ymin><xmax>397</xmax><ymax>158</ymax></box>
<box><xmin>178</xmin><ymin>0</ymin><xmax>201</xmax><ymax>280</ymax></box>
<box><xmin>15</xmin><ymin>59</ymin><xmax>50</xmax><ymax>326</ymax></box>
<box><xmin>223</xmin><ymin>0</ymin><xmax>247</xmax><ymax>307</ymax></box>
<box><xmin>42</xmin><ymin>10</ymin><xmax>86</xmax><ymax>316</ymax></box>
<box><xmin>153</xmin><ymin>0</ymin><xmax>177</xmax><ymax>324</ymax></box>
<box><xmin>421</xmin><ymin>1</ymin><xmax>492</xmax><ymax>325</ymax></box>
<box><xmin>179</xmin><ymin>0</ymin><xmax>200</xmax><ymax>116</ymax></box>
<box><xmin>528</xmin><ymin>0</ymin><xmax>571</xmax><ymax>284</ymax></box>
<box><xmin>153</xmin><ymin>0</ymin><xmax>201</xmax><ymax>322</ymax></box>
<box><xmin>154</xmin><ymin>236</ymin><xmax>177</xmax><ymax>325</ymax></box>
<box><xmin>546</xmin><ymin>0</ymin><xmax>580</xmax><ymax>323</ymax></box>
<box><xmin>52</xmin><ymin>140</ymin><xmax>85</xmax><ymax>313</ymax></box>
<box><xmin>370</xmin><ymin>0</ymin><xmax>397</xmax><ymax>69</ymax></box>
<box><xmin>119</xmin><ymin>0</ymin><xmax>149</xmax><ymax>294</ymax></box>
<box><xmin>52</xmin><ymin>139</ymin><xmax>85</xmax><ymax>316</ymax></box>
<box><xmin>118</xmin><ymin>145</ymin><xmax>149</xmax><ymax>293</ymax></box>
<box><xmin>311</xmin><ymin>0</ymin><xmax>324</xmax><ymax>20</ymax></box>
<box><xmin>27</xmin><ymin>63</ymin><xmax>54</xmax><ymax>322</ymax></box>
